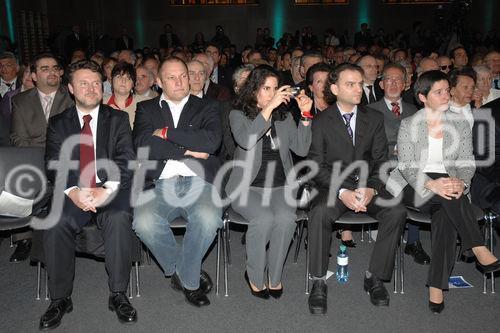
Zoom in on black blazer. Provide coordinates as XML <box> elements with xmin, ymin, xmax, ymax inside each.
<box><xmin>308</xmin><ymin>104</ymin><xmax>388</xmax><ymax>192</ymax></box>
<box><xmin>472</xmin><ymin>98</ymin><xmax>500</xmax><ymax>209</ymax></box>
<box><xmin>45</xmin><ymin>105</ymin><xmax>135</xmax><ymax>190</ymax></box>
<box><xmin>360</xmin><ymin>78</ymin><xmax>384</xmax><ymax>106</ymax></box>
<box><xmin>205</xmin><ymin>81</ymin><xmax>231</xmax><ymax>102</ymax></box>
<box><xmin>133</xmin><ymin>95</ymin><xmax>222</xmax><ymax>185</ymax></box>
<box><xmin>116</xmin><ymin>36</ymin><xmax>134</xmax><ymax>50</ymax></box>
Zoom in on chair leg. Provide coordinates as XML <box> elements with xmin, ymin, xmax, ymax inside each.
<box><xmin>223</xmin><ymin>222</ymin><xmax>229</xmax><ymax>297</ymax></box>
<box><xmin>393</xmin><ymin>244</ymin><xmax>399</xmax><ymax>294</ymax></box>
<box><xmin>36</xmin><ymin>262</ymin><xmax>41</xmax><ymax>300</ymax></box>
<box><xmin>44</xmin><ymin>267</ymin><xmax>49</xmax><ymax>300</ymax></box>
<box><xmin>128</xmin><ymin>271</ymin><xmax>133</xmax><ymax>299</ymax></box>
<box><xmin>483</xmin><ymin>217</ymin><xmax>489</xmax><ymax>294</ymax></box>
<box><xmin>361</xmin><ymin>224</ymin><xmax>365</xmax><ymax>242</ymax></box>
<box><xmin>135</xmin><ymin>262</ymin><xmax>140</xmax><ymax>297</ymax></box>
<box><xmin>294</xmin><ymin>219</ymin><xmax>306</xmax><ymax>263</ymax></box>
<box><xmin>216</xmin><ymin>228</ymin><xmax>221</xmax><ymax>296</ymax></box>
<box><xmin>305</xmin><ymin>229</ymin><xmax>310</xmax><ymax>295</ymax></box>
<box><xmin>488</xmin><ymin>214</ymin><xmax>496</xmax><ymax>294</ymax></box>
<box><xmin>368</xmin><ymin>224</ymin><xmax>372</xmax><ymax>243</ymax></box>
<box><xmin>400</xmin><ymin>234</ymin><xmax>405</xmax><ymax>294</ymax></box>
<box><xmin>225</xmin><ymin>222</ymin><xmax>231</xmax><ymax>266</ymax></box>
<box><xmin>10</xmin><ymin>234</ymin><xmax>14</xmax><ymax>247</ymax></box>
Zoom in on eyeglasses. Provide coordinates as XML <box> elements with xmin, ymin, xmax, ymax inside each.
<box><xmin>440</xmin><ymin>65</ymin><xmax>453</xmax><ymax>71</ymax></box>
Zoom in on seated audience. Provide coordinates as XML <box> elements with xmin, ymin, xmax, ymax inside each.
<box><xmin>226</xmin><ymin>65</ymin><xmax>312</xmax><ymax>299</ymax></box>
<box><xmin>133</xmin><ymin>56</ymin><xmax>223</xmax><ymax>308</ymax></box>
<box><xmin>307</xmin><ymin>64</ymin><xmax>407</xmax><ymax>315</ymax></box>
<box><xmin>41</xmin><ymin>60</ymin><xmax>137</xmax><ymax>329</ymax></box>
<box><xmin>387</xmin><ymin>70</ymin><xmax>500</xmax><ymax>314</ymax></box>
<box><xmin>103</xmin><ymin>61</ymin><xmax>148</xmax><ymax>128</ymax></box>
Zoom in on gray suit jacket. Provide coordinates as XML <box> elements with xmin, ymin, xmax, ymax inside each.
<box><xmin>367</xmin><ymin>98</ymin><xmax>417</xmax><ymax>159</ymax></box>
<box><xmin>10</xmin><ymin>87</ymin><xmax>74</xmax><ymax>147</ymax></box>
<box><xmin>386</xmin><ymin>108</ymin><xmax>476</xmax><ymax>199</ymax></box>
<box><xmin>225</xmin><ymin>110</ymin><xmax>311</xmax><ymax>197</ymax></box>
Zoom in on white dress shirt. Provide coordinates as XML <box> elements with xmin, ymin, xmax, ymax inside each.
<box><xmin>158</xmin><ymin>94</ymin><xmax>197</xmax><ymax>179</ymax></box>
<box><xmin>64</xmin><ymin>106</ymin><xmax>119</xmax><ymax>195</ymax></box>
<box><xmin>0</xmin><ymin>78</ymin><xmax>16</xmax><ymax>97</ymax></box>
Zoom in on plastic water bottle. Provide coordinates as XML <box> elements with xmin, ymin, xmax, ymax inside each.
<box><xmin>336</xmin><ymin>244</ymin><xmax>349</xmax><ymax>284</ymax></box>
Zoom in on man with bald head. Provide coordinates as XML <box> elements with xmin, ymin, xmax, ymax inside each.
<box><xmin>437</xmin><ymin>55</ymin><xmax>453</xmax><ymax>74</ymax></box>
<box><xmin>133</xmin><ymin>56</ymin><xmax>223</xmax><ymax>308</ymax></box>
<box><xmin>357</xmin><ymin>55</ymin><xmax>383</xmax><ymax>105</ymax></box>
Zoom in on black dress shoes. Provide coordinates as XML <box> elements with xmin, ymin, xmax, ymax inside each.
<box><xmin>244</xmin><ymin>271</ymin><xmax>270</xmax><ymax>299</ymax></box>
<box><xmin>336</xmin><ymin>232</ymin><xmax>356</xmax><ymax>248</ymax></box>
<box><xmin>404</xmin><ymin>241</ymin><xmax>430</xmax><ymax>265</ymax></box>
<box><xmin>108</xmin><ymin>292</ymin><xmax>137</xmax><ymax>324</ymax></box>
<box><xmin>308</xmin><ymin>280</ymin><xmax>327</xmax><ymax>315</ymax></box>
<box><xmin>476</xmin><ymin>259</ymin><xmax>500</xmax><ymax>274</ymax></box>
<box><xmin>429</xmin><ymin>301</ymin><xmax>445</xmax><ymax>314</ymax></box>
<box><xmin>364</xmin><ymin>275</ymin><xmax>389</xmax><ymax>306</ymax></box>
<box><xmin>200</xmin><ymin>270</ymin><xmax>213</xmax><ymax>294</ymax></box>
<box><xmin>171</xmin><ymin>273</ymin><xmax>210</xmax><ymax>307</ymax></box>
<box><xmin>10</xmin><ymin>239</ymin><xmax>32</xmax><ymax>263</ymax></box>
<box><xmin>39</xmin><ymin>297</ymin><xmax>73</xmax><ymax>331</ymax></box>
<box><xmin>268</xmin><ymin>287</ymin><xmax>283</xmax><ymax>299</ymax></box>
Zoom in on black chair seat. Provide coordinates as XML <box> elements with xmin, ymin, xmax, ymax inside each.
<box><xmin>224</xmin><ymin>208</ymin><xmax>249</xmax><ymax>225</ymax></box>
<box><xmin>0</xmin><ymin>215</ymin><xmax>33</xmax><ymax>231</ymax></box>
<box><xmin>335</xmin><ymin>211</ymin><xmax>378</xmax><ymax>224</ymax></box>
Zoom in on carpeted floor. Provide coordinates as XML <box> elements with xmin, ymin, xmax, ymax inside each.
<box><xmin>1</xmin><ymin>225</ymin><xmax>499</xmax><ymax>333</ymax></box>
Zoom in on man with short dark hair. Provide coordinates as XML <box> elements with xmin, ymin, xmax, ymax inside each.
<box><xmin>40</xmin><ymin>60</ymin><xmax>137</xmax><ymax>329</ymax></box>
<box><xmin>205</xmin><ymin>43</ymin><xmax>230</xmax><ymax>88</ymax></box>
<box><xmin>159</xmin><ymin>24</ymin><xmax>181</xmax><ymax>49</ymax></box>
<box><xmin>298</xmin><ymin>51</ymin><xmax>323</xmax><ymax>89</ymax></box>
<box><xmin>450</xmin><ymin>46</ymin><xmax>469</xmax><ymax>70</ymax></box>
<box><xmin>307</xmin><ymin>63</ymin><xmax>406</xmax><ymax>315</ymax></box>
<box><xmin>133</xmin><ymin>56</ymin><xmax>223</xmax><ymax>307</ymax></box>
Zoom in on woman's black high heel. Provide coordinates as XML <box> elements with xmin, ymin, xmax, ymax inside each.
<box><xmin>428</xmin><ymin>301</ymin><xmax>445</xmax><ymax>314</ymax></box>
<box><xmin>476</xmin><ymin>259</ymin><xmax>500</xmax><ymax>274</ymax></box>
<box><xmin>268</xmin><ymin>287</ymin><xmax>283</xmax><ymax>299</ymax></box>
<box><xmin>244</xmin><ymin>272</ymin><xmax>270</xmax><ymax>299</ymax></box>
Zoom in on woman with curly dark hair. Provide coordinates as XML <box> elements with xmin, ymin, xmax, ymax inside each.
<box><xmin>225</xmin><ymin>65</ymin><xmax>313</xmax><ymax>299</ymax></box>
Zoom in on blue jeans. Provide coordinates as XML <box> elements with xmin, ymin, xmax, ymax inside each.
<box><xmin>133</xmin><ymin>176</ymin><xmax>222</xmax><ymax>290</ymax></box>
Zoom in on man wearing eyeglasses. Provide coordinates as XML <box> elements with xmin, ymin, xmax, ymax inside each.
<box><xmin>367</xmin><ymin>63</ymin><xmax>429</xmax><ymax>265</ymax></box>
<box><xmin>437</xmin><ymin>56</ymin><xmax>454</xmax><ymax>74</ymax></box>
<box><xmin>0</xmin><ymin>52</ymin><xmax>20</xmax><ymax>98</ymax></box>
<box><xmin>8</xmin><ymin>52</ymin><xmax>74</xmax><ymax>264</ymax></box>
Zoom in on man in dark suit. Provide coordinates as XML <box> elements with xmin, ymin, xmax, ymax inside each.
<box><xmin>193</xmin><ymin>53</ymin><xmax>231</xmax><ymax>102</ymax></box>
<box><xmin>472</xmin><ymin>97</ymin><xmax>500</xmax><ymax>220</ymax></box>
<box><xmin>0</xmin><ymin>52</ymin><xmax>21</xmax><ymax>98</ymax></box>
<box><xmin>307</xmin><ymin>64</ymin><xmax>406</xmax><ymax>315</ymax></box>
<box><xmin>354</xmin><ymin>23</ymin><xmax>373</xmax><ymax>48</ymax></box>
<box><xmin>116</xmin><ymin>29</ymin><xmax>134</xmax><ymax>51</ymax></box>
<box><xmin>133</xmin><ymin>56</ymin><xmax>223</xmax><ymax>307</ymax></box>
<box><xmin>0</xmin><ymin>114</ymin><xmax>9</xmax><ymax>146</ymax></box>
<box><xmin>205</xmin><ymin>43</ymin><xmax>231</xmax><ymax>89</ymax></box>
<box><xmin>159</xmin><ymin>24</ymin><xmax>181</xmax><ymax>50</ymax></box>
<box><xmin>8</xmin><ymin>53</ymin><xmax>74</xmax><ymax>263</ymax></box>
<box><xmin>64</xmin><ymin>25</ymin><xmax>88</xmax><ymax>61</ymax></box>
<box><xmin>40</xmin><ymin>60</ymin><xmax>137</xmax><ymax>330</ymax></box>
<box><xmin>367</xmin><ymin>63</ymin><xmax>429</xmax><ymax>265</ymax></box>
<box><xmin>357</xmin><ymin>55</ymin><xmax>384</xmax><ymax>105</ymax></box>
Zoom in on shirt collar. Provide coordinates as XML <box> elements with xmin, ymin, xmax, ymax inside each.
<box><xmin>107</xmin><ymin>94</ymin><xmax>133</xmax><ymax>109</ymax></box>
<box><xmin>159</xmin><ymin>93</ymin><xmax>190</xmax><ymax>110</ymax></box>
<box><xmin>449</xmin><ymin>101</ymin><xmax>471</xmax><ymax>113</ymax></box>
<box><xmin>193</xmin><ymin>91</ymin><xmax>203</xmax><ymax>98</ymax></box>
<box><xmin>1</xmin><ymin>78</ymin><xmax>16</xmax><ymax>85</ymax></box>
<box><xmin>337</xmin><ymin>102</ymin><xmax>357</xmax><ymax>116</ymax></box>
<box><xmin>37</xmin><ymin>88</ymin><xmax>57</xmax><ymax>100</ymax></box>
<box><xmin>384</xmin><ymin>97</ymin><xmax>402</xmax><ymax>109</ymax></box>
<box><xmin>76</xmin><ymin>105</ymin><xmax>100</xmax><ymax>123</ymax></box>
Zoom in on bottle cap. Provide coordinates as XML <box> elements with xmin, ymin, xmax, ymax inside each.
<box><xmin>340</xmin><ymin>244</ymin><xmax>347</xmax><ymax>252</ymax></box>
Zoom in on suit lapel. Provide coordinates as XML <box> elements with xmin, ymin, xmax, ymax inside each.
<box><xmin>96</xmin><ymin>105</ymin><xmax>109</xmax><ymax>160</ymax></box>
<box><xmin>157</xmin><ymin>97</ymin><xmax>174</xmax><ymax>128</ymax></box>
<box><xmin>354</xmin><ymin>107</ymin><xmax>369</xmax><ymax>151</ymax></box>
<box><xmin>49</xmin><ymin>89</ymin><xmax>64</xmax><ymax>117</ymax></box>
<box><xmin>177</xmin><ymin>96</ymin><xmax>198</xmax><ymax>128</ymax></box>
<box><xmin>29</xmin><ymin>89</ymin><xmax>46</xmax><ymax>124</ymax></box>
<box><xmin>330</xmin><ymin>104</ymin><xmax>354</xmax><ymax>146</ymax></box>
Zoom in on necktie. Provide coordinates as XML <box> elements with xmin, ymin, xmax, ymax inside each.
<box><xmin>391</xmin><ymin>102</ymin><xmax>401</xmax><ymax>117</ymax></box>
<box><xmin>80</xmin><ymin>115</ymin><xmax>96</xmax><ymax>188</ymax></box>
<box><xmin>43</xmin><ymin>95</ymin><xmax>53</xmax><ymax>120</ymax></box>
<box><xmin>366</xmin><ymin>85</ymin><xmax>375</xmax><ymax>103</ymax></box>
<box><xmin>494</xmin><ymin>79</ymin><xmax>499</xmax><ymax>90</ymax></box>
<box><xmin>5</xmin><ymin>82</ymin><xmax>13</xmax><ymax>93</ymax></box>
<box><xmin>342</xmin><ymin>113</ymin><xmax>354</xmax><ymax>142</ymax></box>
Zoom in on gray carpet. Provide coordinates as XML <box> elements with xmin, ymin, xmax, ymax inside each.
<box><xmin>1</xmin><ymin>226</ymin><xmax>499</xmax><ymax>333</ymax></box>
